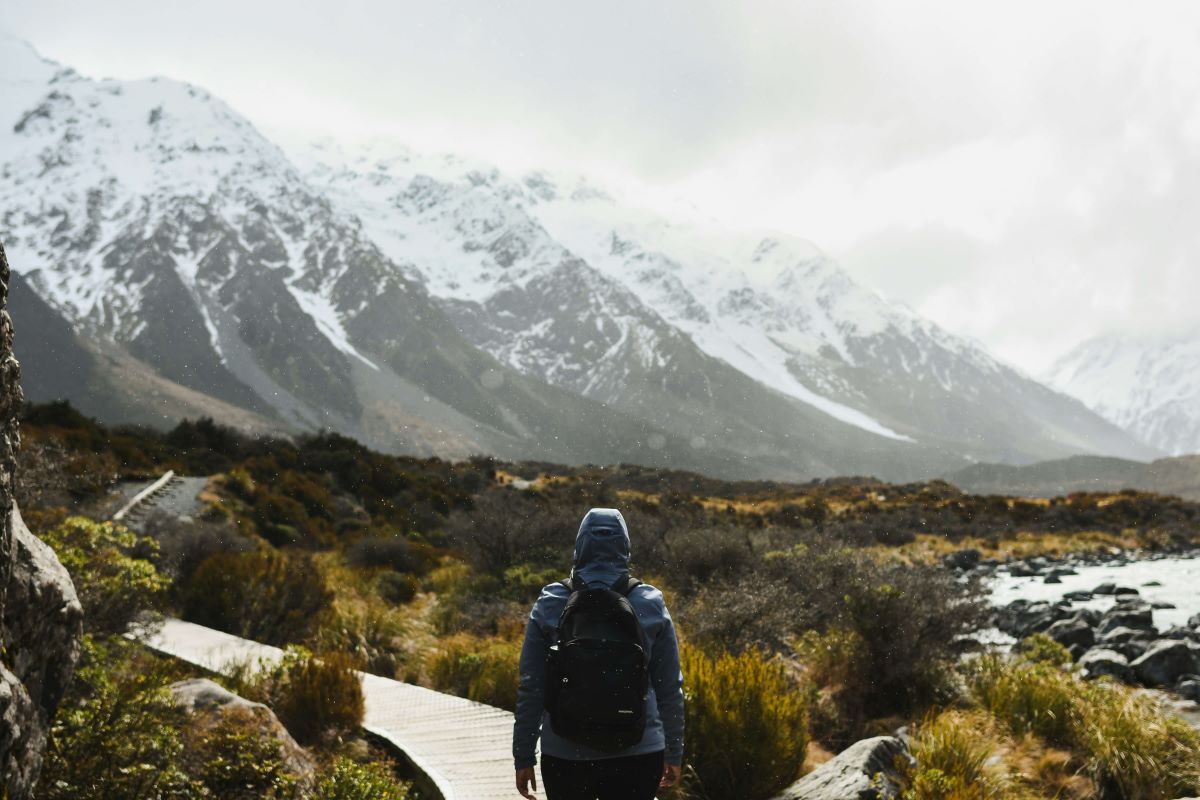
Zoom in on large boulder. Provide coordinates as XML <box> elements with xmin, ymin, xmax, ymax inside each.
<box><xmin>1045</xmin><ymin>618</ymin><xmax>1095</xmax><ymax>650</ymax></box>
<box><xmin>943</xmin><ymin>548</ymin><xmax>981</xmax><ymax>571</ymax></box>
<box><xmin>1130</xmin><ymin>641</ymin><xmax>1200</xmax><ymax>688</ymax></box>
<box><xmin>1096</xmin><ymin>607</ymin><xmax>1154</xmax><ymax>637</ymax></box>
<box><xmin>771</xmin><ymin>736</ymin><xmax>913</xmax><ymax>800</ymax></box>
<box><xmin>1078</xmin><ymin>648</ymin><xmax>1134</xmax><ymax>683</ymax></box>
<box><xmin>171</xmin><ymin>678</ymin><xmax>315</xmax><ymax>781</ymax></box>
<box><xmin>0</xmin><ymin>241</ymin><xmax>84</xmax><ymax>800</ymax></box>
<box><xmin>995</xmin><ymin>600</ymin><xmax>1071</xmax><ymax>639</ymax></box>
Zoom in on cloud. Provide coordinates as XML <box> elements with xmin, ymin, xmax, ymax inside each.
<box><xmin>6</xmin><ymin>0</ymin><xmax>1200</xmax><ymax>373</ymax></box>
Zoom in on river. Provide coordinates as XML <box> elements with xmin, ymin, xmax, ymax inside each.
<box><xmin>990</xmin><ymin>554</ymin><xmax>1200</xmax><ymax>631</ymax></box>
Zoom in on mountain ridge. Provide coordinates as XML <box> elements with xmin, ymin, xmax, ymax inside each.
<box><xmin>1046</xmin><ymin>333</ymin><xmax>1200</xmax><ymax>456</ymax></box>
<box><xmin>0</xmin><ymin>34</ymin><xmax>1157</xmax><ymax>480</ymax></box>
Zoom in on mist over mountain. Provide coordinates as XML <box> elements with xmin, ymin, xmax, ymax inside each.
<box><xmin>0</xmin><ymin>34</ymin><xmax>1156</xmax><ymax>480</ymax></box>
<box><xmin>1046</xmin><ymin>334</ymin><xmax>1200</xmax><ymax>456</ymax></box>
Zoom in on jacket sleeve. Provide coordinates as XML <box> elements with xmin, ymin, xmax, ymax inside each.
<box><xmin>650</xmin><ymin>598</ymin><xmax>686</xmax><ymax>766</ymax></box>
<box><xmin>513</xmin><ymin>615</ymin><xmax>549</xmax><ymax>769</ymax></box>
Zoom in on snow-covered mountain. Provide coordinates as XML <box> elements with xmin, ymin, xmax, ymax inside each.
<box><xmin>1046</xmin><ymin>335</ymin><xmax>1200</xmax><ymax>456</ymax></box>
<box><xmin>0</xmin><ymin>33</ymin><xmax>709</xmax><ymax>471</ymax></box>
<box><xmin>303</xmin><ymin>140</ymin><xmax>1153</xmax><ymax>469</ymax></box>
<box><xmin>0</xmin><ymin>34</ymin><xmax>1156</xmax><ymax>479</ymax></box>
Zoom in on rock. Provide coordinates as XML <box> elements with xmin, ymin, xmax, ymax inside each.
<box><xmin>1176</xmin><ymin>678</ymin><xmax>1200</xmax><ymax>703</ymax></box>
<box><xmin>1093</xmin><ymin>582</ymin><xmax>1118</xmax><ymax>595</ymax></box>
<box><xmin>1066</xmin><ymin>608</ymin><xmax>1102</xmax><ymax>627</ymax></box>
<box><xmin>1162</xmin><ymin>626</ymin><xmax>1197</xmax><ymax>641</ymax></box>
<box><xmin>771</xmin><ymin>736</ymin><xmax>913</xmax><ymax>800</ymax></box>
<box><xmin>0</xmin><ymin>241</ymin><xmax>84</xmax><ymax>800</ymax></box>
<box><xmin>1188</xmin><ymin>612</ymin><xmax>1200</xmax><ymax>629</ymax></box>
<box><xmin>995</xmin><ymin>599</ymin><xmax>1072</xmax><ymax>639</ymax></box>
<box><xmin>1096</xmin><ymin>607</ymin><xmax>1154</xmax><ymax>637</ymax></box>
<box><xmin>1063</xmin><ymin>590</ymin><xmax>1093</xmax><ymax>601</ymax></box>
<box><xmin>171</xmin><ymin>679</ymin><xmax>315</xmax><ymax>781</ymax></box>
<box><xmin>1143</xmin><ymin>580</ymin><xmax>1163</xmax><ymax>587</ymax></box>
<box><xmin>1113</xmin><ymin>587</ymin><xmax>1140</xmax><ymax>597</ymax></box>
<box><xmin>943</xmin><ymin>548</ymin><xmax>981</xmax><ymax>571</ymax></box>
<box><xmin>1152</xmin><ymin>601</ymin><xmax>1177</xmax><ymax>610</ymax></box>
<box><xmin>1045</xmin><ymin>618</ymin><xmax>1095</xmax><ymax>650</ymax></box>
<box><xmin>1130</xmin><ymin>641</ymin><xmax>1200</xmax><ymax>687</ymax></box>
<box><xmin>1044</xmin><ymin>574</ymin><xmax>1062</xmax><ymax>584</ymax></box>
<box><xmin>1078</xmin><ymin>648</ymin><xmax>1133</xmax><ymax>682</ymax></box>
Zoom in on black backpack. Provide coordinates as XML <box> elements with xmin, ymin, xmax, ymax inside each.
<box><xmin>544</xmin><ymin>574</ymin><xmax>649</xmax><ymax>752</ymax></box>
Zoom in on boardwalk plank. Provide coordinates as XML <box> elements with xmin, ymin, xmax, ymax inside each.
<box><xmin>142</xmin><ymin>618</ymin><xmax>519</xmax><ymax>800</ymax></box>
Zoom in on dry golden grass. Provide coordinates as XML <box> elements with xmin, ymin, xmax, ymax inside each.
<box><xmin>882</xmin><ymin>530</ymin><xmax>1139</xmax><ymax>565</ymax></box>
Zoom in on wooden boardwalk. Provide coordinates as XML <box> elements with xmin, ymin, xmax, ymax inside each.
<box><xmin>142</xmin><ymin>618</ymin><xmax>518</xmax><ymax>800</ymax></box>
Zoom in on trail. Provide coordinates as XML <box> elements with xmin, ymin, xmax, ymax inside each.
<box><xmin>143</xmin><ymin>618</ymin><xmax>518</xmax><ymax>800</ymax></box>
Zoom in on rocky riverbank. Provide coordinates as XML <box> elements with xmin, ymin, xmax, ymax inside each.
<box><xmin>977</xmin><ymin>547</ymin><xmax>1200</xmax><ymax>711</ymax></box>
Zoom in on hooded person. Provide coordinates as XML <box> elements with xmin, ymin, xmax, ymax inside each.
<box><xmin>513</xmin><ymin>508</ymin><xmax>684</xmax><ymax>800</ymax></box>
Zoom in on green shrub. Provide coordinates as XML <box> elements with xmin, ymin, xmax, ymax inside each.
<box><xmin>41</xmin><ymin>516</ymin><xmax>169</xmax><ymax>635</ymax></box>
<box><xmin>792</xmin><ymin>628</ymin><xmax>869</xmax><ymax>745</ymax></box>
<box><xmin>680</xmin><ymin>646</ymin><xmax>809</xmax><ymax>800</ymax></box>
<box><xmin>315</xmin><ymin>758</ymin><xmax>412</xmax><ymax>800</ymax></box>
<box><xmin>683</xmin><ymin>537</ymin><xmax>985</xmax><ymax>723</ymax></box>
<box><xmin>38</xmin><ymin>636</ymin><xmax>198</xmax><ymax>799</ymax></box>
<box><xmin>275</xmin><ymin>651</ymin><xmax>365</xmax><ymax>744</ymax></box>
<box><xmin>180</xmin><ymin>548</ymin><xmax>332</xmax><ymax>645</ymax></box>
<box><xmin>181</xmin><ymin>706</ymin><xmax>299</xmax><ymax>799</ymax></box>
<box><xmin>1015</xmin><ymin>633</ymin><xmax>1071</xmax><ymax>667</ymax></box>
<box><xmin>968</xmin><ymin>654</ymin><xmax>1200</xmax><ymax>797</ymax></box>
<box><xmin>427</xmin><ymin>634</ymin><xmax>521</xmax><ymax>711</ymax></box>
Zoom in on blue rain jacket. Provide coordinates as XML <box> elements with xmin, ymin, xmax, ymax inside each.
<box><xmin>512</xmin><ymin>508</ymin><xmax>685</xmax><ymax>769</ymax></box>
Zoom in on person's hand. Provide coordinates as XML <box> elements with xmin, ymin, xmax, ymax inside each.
<box><xmin>660</xmin><ymin>762</ymin><xmax>681</xmax><ymax>788</ymax></box>
<box><xmin>516</xmin><ymin>767</ymin><xmax>538</xmax><ymax>798</ymax></box>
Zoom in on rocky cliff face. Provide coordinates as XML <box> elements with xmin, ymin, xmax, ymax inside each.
<box><xmin>0</xmin><ymin>240</ymin><xmax>84</xmax><ymax>799</ymax></box>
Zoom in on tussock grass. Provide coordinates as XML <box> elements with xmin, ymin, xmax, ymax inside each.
<box><xmin>680</xmin><ymin>647</ymin><xmax>809</xmax><ymax>800</ymax></box>
<box><xmin>426</xmin><ymin>634</ymin><xmax>521</xmax><ymax>711</ymax></box>
<box><xmin>903</xmin><ymin>710</ymin><xmax>1023</xmax><ymax>800</ymax></box>
<box><xmin>967</xmin><ymin>655</ymin><xmax>1200</xmax><ymax>799</ymax></box>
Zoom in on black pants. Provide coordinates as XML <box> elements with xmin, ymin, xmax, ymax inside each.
<box><xmin>540</xmin><ymin>751</ymin><xmax>664</xmax><ymax>800</ymax></box>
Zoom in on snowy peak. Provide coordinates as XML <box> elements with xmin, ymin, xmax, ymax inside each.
<box><xmin>1047</xmin><ymin>334</ymin><xmax>1200</xmax><ymax>456</ymax></box>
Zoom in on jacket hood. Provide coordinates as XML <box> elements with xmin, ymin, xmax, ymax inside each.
<box><xmin>572</xmin><ymin>508</ymin><xmax>631</xmax><ymax>587</ymax></box>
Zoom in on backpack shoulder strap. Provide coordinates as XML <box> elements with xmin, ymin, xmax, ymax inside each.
<box><xmin>610</xmin><ymin>575</ymin><xmax>642</xmax><ymax>596</ymax></box>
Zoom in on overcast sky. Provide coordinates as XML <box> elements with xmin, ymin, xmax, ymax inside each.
<box><xmin>6</xmin><ymin>0</ymin><xmax>1200</xmax><ymax>373</ymax></box>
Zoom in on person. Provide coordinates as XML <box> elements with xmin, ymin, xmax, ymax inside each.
<box><xmin>513</xmin><ymin>508</ymin><xmax>684</xmax><ymax>799</ymax></box>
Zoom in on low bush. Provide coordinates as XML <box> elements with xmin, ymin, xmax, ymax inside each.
<box><xmin>180</xmin><ymin>706</ymin><xmax>298</xmax><ymax>800</ymax></box>
<box><xmin>968</xmin><ymin>654</ymin><xmax>1200</xmax><ymax>798</ymax></box>
<box><xmin>1014</xmin><ymin>633</ymin><xmax>1071</xmax><ymax>667</ymax></box>
<box><xmin>38</xmin><ymin>636</ymin><xmax>197</xmax><ymax>800</ymax></box>
<box><xmin>315</xmin><ymin>758</ymin><xmax>412</xmax><ymax>800</ymax></box>
<box><xmin>683</xmin><ymin>537</ymin><xmax>985</xmax><ymax>726</ymax></box>
<box><xmin>347</xmin><ymin>536</ymin><xmax>431</xmax><ymax>574</ymax></box>
<box><xmin>180</xmin><ymin>548</ymin><xmax>332</xmax><ymax>645</ymax></box>
<box><xmin>313</xmin><ymin>601</ymin><xmax>409</xmax><ymax>678</ymax></box>
<box><xmin>274</xmin><ymin>651</ymin><xmax>365</xmax><ymax>744</ymax></box>
<box><xmin>427</xmin><ymin>634</ymin><xmax>521</xmax><ymax>711</ymax></box>
<box><xmin>40</xmin><ymin>516</ymin><xmax>169</xmax><ymax>635</ymax></box>
<box><xmin>376</xmin><ymin>571</ymin><xmax>421</xmax><ymax>604</ymax></box>
<box><xmin>443</xmin><ymin>492</ymin><xmax>576</xmax><ymax>577</ymax></box>
<box><xmin>680</xmin><ymin>646</ymin><xmax>809</xmax><ymax>800</ymax></box>
<box><xmin>143</xmin><ymin>509</ymin><xmax>250</xmax><ymax>583</ymax></box>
